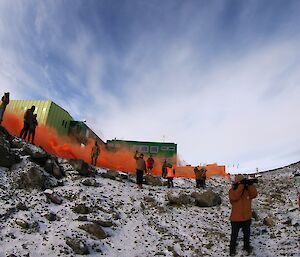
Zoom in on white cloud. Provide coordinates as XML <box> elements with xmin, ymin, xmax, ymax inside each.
<box><xmin>0</xmin><ymin>0</ymin><xmax>299</xmax><ymax>173</ymax></box>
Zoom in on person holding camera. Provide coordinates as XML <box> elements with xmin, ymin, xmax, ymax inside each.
<box><xmin>229</xmin><ymin>174</ymin><xmax>257</xmax><ymax>256</ymax></box>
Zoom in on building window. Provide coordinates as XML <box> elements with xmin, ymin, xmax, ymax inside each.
<box><xmin>62</xmin><ymin>120</ymin><xmax>65</xmax><ymax>126</ymax></box>
<box><xmin>65</xmin><ymin>122</ymin><xmax>67</xmax><ymax>128</ymax></box>
<box><xmin>150</xmin><ymin>146</ymin><xmax>158</xmax><ymax>153</ymax></box>
<box><xmin>161</xmin><ymin>146</ymin><xmax>175</xmax><ymax>151</ymax></box>
<box><xmin>133</xmin><ymin>145</ymin><xmax>149</xmax><ymax>153</ymax></box>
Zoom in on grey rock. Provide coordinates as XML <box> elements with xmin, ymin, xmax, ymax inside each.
<box><xmin>144</xmin><ymin>175</ymin><xmax>163</xmax><ymax>186</ymax></box>
<box><xmin>77</xmin><ymin>216</ymin><xmax>88</xmax><ymax>221</ymax></box>
<box><xmin>15</xmin><ymin>219</ymin><xmax>30</xmax><ymax>229</ymax></box>
<box><xmin>73</xmin><ymin>204</ymin><xmax>91</xmax><ymax>214</ymax></box>
<box><xmin>0</xmin><ymin>135</ymin><xmax>20</xmax><ymax>168</ymax></box>
<box><xmin>16</xmin><ymin>202</ymin><xmax>28</xmax><ymax>211</ymax></box>
<box><xmin>79</xmin><ymin>223</ymin><xmax>107</xmax><ymax>239</ymax></box>
<box><xmin>44</xmin><ymin>212</ymin><xmax>57</xmax><ymax>221</ymax></box>
<box><xmin>45</xmin><ymin>191</ymin><xmax>63</xmax><ymax>205</ymax></box>
<box><xmin>263</xmin><ymin>217</ymin><xmax>275</xmax><ymax>227</ymax></box>
<box><xmin>93</xmin><ymin>219</ymin><xmax>113</xmax><ymax>227</ymax></box>
<box><xmin>101</xmin><ymin>169</ymin><xmax>119</xmax><ymax>180</ymax></box>
<box><xmin>191</xmin><ymin>190</ymin><xmax>222</xmax><ymax>207</ymax></box>
<box><xmin>14</xmin><ymin>165</ymin><xmax>58</xmax><ymax>191</ymax></box>
<box><xmin>10</xmin><ymin>137</ymin><xmax>26</xmax><ymax>149</ymax></box>
<box><xmin>167</xmin><ymin>192</ymin><xmax>192</xmax><ymax>206</ymax></box>
<box><xmin>69</xmin><ymin>159</ymin><xmax>94</xmax><ymax>177</ymax></box>
<box><xmin>44</xmin><ymin>158</ymin><xmax>63</xmax><ymax>179</ymax></box>
<box><xmin>66</xmin><ymin>238</ymin><xmax>89</xmax><ymax>255</ymax></box>
<box><xmin>118</xmin><ymin>172</ymin><xmax>129</xmax><ymax>179</ymax></box>
<box><xmin>81</xmin><ymin>178</ymin><xmax>98</xmax><ymax>187</ymax></box>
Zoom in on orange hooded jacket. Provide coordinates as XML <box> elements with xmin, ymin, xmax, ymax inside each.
<box><xmin>229</xmin><ymin>184</ymin><xmax>257</xmax><ymax>222</ymax></box>
<box><xmin>166</xmin><ymin>166</ymin><xmax>175</xmax><ymax>178</ymax></box>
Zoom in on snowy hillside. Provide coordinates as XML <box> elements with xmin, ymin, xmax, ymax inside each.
<box><xmin>0</xmin><ymin>127</ymin><xmax>299</xmax><ymax>257</ymax></box>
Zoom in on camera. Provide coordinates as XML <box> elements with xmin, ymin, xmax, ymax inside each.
<box><xmin>240</xmin><ymin>178</ymin><xmax>258</xmax><ymax>185</ymax></box>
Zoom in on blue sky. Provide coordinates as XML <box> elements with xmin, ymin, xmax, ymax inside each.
<box><xmin>1</xmin><ymin>0</ymin><xmax>300</xmax><ymax>172</ymax></box>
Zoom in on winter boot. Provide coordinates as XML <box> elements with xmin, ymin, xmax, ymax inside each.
<box><xmin>244</xmin><ymin>245</ymin><xmax>253</xmax><ymax>255</ymax></box>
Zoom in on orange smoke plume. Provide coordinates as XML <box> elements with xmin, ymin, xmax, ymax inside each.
<box><xmin>2</xmin><ymin>112</ymin><xmax>166</xmax><ymax>175</ymax></box>
<box><xmin>3</xmin><ymin>112</ymin><xmax>227</xmax><ymax>179</ymax></box>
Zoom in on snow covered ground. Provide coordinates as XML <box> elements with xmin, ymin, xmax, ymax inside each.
<box><xmin>0</xmin><ymin>141</ymin><xmax>300</xmax><ymax>257</ymax></box>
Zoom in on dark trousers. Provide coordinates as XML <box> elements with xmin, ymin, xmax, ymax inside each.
<box><xmin>230</xmin><ymin>220</ymin><xmax>251</xmax><ymax>253</ymax></box>
<box><xmin>196</xmin><ymin>179</ymin><xmax>205</xmax><ymax>188</ymax></box>
<box><xmin>91</xmin><ymin>156</ymin><xmax>98</xmax><ymax>166</ymax></box>
<box><xmin>136</xmin><ymin>169</ymin><xmax>144</xmax><ymax>185</ymax></box>
<box><xmin>20</xmin><ymin>122</ymin><xmax>30</xmax><ymax>139</ymax></box>
<box><xmin>27</xmin><ymin>129</ymin><xmax>36</xmax><ymax>144</ymax></box>
<box><xmin>167</xmin><ymin>178</ymin><xmax>174</xmax><ymax>188</ymax></box>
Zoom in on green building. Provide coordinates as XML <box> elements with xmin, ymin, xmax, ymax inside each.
<box><xmin>6</xmin><ymin>100</ymin><xmax>105</xmax><ymax>145</ymax></box>
<box><xmin>7</xmin><ymin>100</ymin><xmax>73</xmax><ymax>136</ymax></box>
<box><xmin>107</xmin><ymin>139</ymin><xmax>177</xmax><ymax>164</ymax></box>
<box><xmin>69</xmin><ymin>121</ymin><xmax>105</xmax><ymax>145</ymax></box>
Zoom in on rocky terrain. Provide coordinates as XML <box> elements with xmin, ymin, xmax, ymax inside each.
<box><xmin>0</xmin><ymin>126</ymin><xmax>299</xmax><ymax>257</ymax></box>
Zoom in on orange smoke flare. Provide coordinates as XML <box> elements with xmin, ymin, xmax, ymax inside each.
<box><xmin>2</xmin><ymin>112</ymin><xmax>226</xmax><ymax>179</ymax></box>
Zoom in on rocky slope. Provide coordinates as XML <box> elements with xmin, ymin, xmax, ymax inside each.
<box><xmin>0</xmin><ymin>127</ymin><xmax>299</xmax><ymax>257</ymax></box>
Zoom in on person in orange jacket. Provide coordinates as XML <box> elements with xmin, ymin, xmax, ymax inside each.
<box><xmin>166</xmin><ymin>163</ymin><xmax>175</xmax><ymax>188</ymax></box>
<box><xmin>229</xmin><ymin>174</ymin><xmax>257</xmax><ymax>256</ymax></box>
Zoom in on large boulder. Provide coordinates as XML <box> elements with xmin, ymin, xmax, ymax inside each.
<box><xmin>0</xmin><ymin>132</ymin><xmax>20</xmax><ymax>168</ymax></box>
<box><xmin>79</xmin><ymin>223</ymin><xmax>107</xmax><ymax>239</ymax></box>
<box><xmin>69</xmin><ymin>159</ymin><xmax>94</xmax><ymax>177</ymax></box>
<box><xmin>167</xmin><ymin>192</ymin><xmax>192</xmax><ymax>206</ymax></box>
<box><xmin>101</xmin><ymin>169</ymin><xmax>119</xmax><ymax>180</ymax></box>
<box><xmin>191</xmin><ymin>190</ymin><xmax>222</xmax><ymax>207</ymax></box>
<box><xmin>44</xmin><ymin>189</ymin><xmax>63</xmax><ymax>205</ymax></box>
<box><xmin>10</xmin><ymin>137</ymin><xmax>27</xmax><ymax>149</ymax></box>
<box><xmin>44</xmin><ymin>158</ymin><xmax>64</xmax><ymax>179</ymax></box>
<box><xmin>0</xmin><ymin>126</ymin><xmax>13</xmax><ymax>142</ymax></box>
<box><xmin>13</xmin><ymin>162</ymin><xmax>58</xmax><ymax>190</ymax></box>
<box><xmin>73</xmin><ymin>204</ymin><xmax>92</xmax><ymax>214</ymax></box>
<box><xmin>144</xmin><ymin>175</ymin><xmax>163</xmax><ymax>186</ymax></box>
<box><xmin>93</xmin><ymin>219</ymin><xmax>114</xmax><ymax>227</ymax></box>
<box><xmin>22</xmin><ymin>145</ymin><xmax>49</xmax><ymax>166</ymax></box>
<box><xmin>66</xmin><ymin>238</ymin><xmax>89</xmax><ymax>255</ymax></box>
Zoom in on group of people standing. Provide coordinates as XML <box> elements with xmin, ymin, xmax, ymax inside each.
<box><xmin>133</xmin><ymin>150</ymin><xmax>209</xmax><ymax>189</ymax></box>
<box><xmin>19</xmin><ymin>105</ymin><xmax>38</xmax><ymax>144</ymax></box>
<box><xmin>134</xmin><ymin>151</ymin><xmax>176</xmax><ymax>189</ymax></box>
<box><xmin>0</xmin><ymin>93</ymin><xmax>37</xmax><ymax>144</ymax></box>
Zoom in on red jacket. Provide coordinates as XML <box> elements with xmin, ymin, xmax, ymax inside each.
<box><xmin>146</xmin><ymin>157</ymin><xmax>154</xmax><ymax>169</ymax></box>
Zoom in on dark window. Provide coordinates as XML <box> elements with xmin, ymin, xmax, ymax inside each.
<box><xmin>65</xmin><ymin>122</ymin><xmax>67</xmax><ymax>128</ymax></box>
<box><xmin>133</xmin><ymin>145</ymin><xmax>149</xmax><ymax>153</ymax></box>
<box><xmin>62</xmin><ymin>120</ymin><xmax>65</xmax><ymax>126</ymax></box>
<box><xmin>161</xmin><ymin>146</ymin><xmax>175</xmax><ymax>151</ymax></box>
<box><xmin>150</xmin><ymin>146</ymin><xmax>159</xmax><ymax>153</ymax></box>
